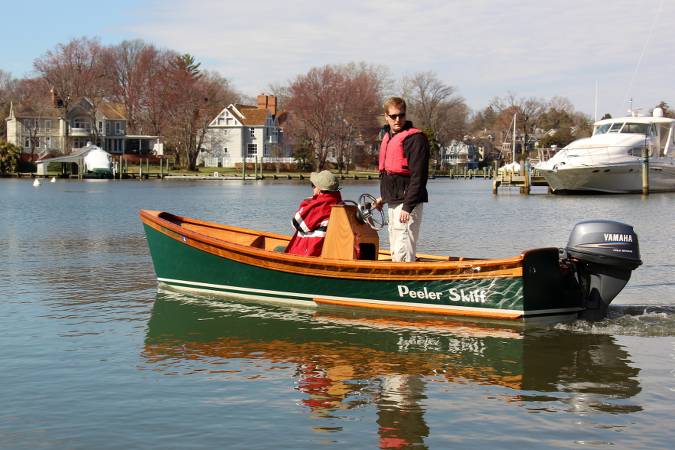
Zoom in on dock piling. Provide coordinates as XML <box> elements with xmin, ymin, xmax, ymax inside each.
<box><xmin>519</xmin><ymin>159</ymin><xmax>531</xmax><ymax>195</ymax></box>
<box><xmin>642</xmin><ymin>146</ymin><xmax>649</xmax><ymax>195</ymax></box>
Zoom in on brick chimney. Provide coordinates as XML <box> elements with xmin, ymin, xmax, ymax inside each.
<box><xmin>50</xmin><ymin>88</ymin><xmax>64</xmax><ymax>108</ymax></box>
<box><xmin>256</xmin><ymin>94</ymin><xmax>277</xmax><ymax>116</ymax></box>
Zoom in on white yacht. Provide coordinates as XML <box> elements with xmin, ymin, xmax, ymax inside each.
<box><xmin>536</xmin><ymin>108</ymin><xmax>675</xmax><ymax>193</ymax></box>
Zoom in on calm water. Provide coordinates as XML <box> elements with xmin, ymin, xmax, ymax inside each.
<box><xmin>1</xmin><ymin>177</ymin><xmax>674</xmax><ymax>449</ymax></box>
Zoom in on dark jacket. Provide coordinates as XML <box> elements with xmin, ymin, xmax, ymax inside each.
<box><xmin>379</xmin><ymin>122</ymin><xmax>429</xmax><ymax>213</ymax></box>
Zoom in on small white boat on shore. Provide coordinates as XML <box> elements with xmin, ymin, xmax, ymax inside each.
<box><xmin>536</xmin><ymin>108</ymin><xmax>675</xmax><ymax>193</ymax></box>
<box><xmin>498</xmin><ymin>161</ymin><xmax>521</xmax><ymax>174</ymax></box>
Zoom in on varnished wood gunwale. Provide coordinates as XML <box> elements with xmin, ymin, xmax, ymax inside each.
<box><xmin>313</xmin><ymin>298</ymin><xmax>524</xmax><ymax>320</ymax></box>
<box><xmin>140</xmin><ymin>210</ymin><xmax>524</xmax><ymax>281</ymax></box>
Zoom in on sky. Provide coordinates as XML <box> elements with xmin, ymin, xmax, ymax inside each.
<box><xmin>3</xmin><ymin>0</ymin><xmax>673</xmax><ymax>119</ymax></box>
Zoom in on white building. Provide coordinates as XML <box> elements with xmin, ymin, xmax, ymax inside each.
<box><xmin>199</xmin><ymin>95</ymin><xmax>289</xmax><ymax>168</ymax></box>
<box><xmin>5</xmin><ymin>94</ymin><xmax>157</xmax><ymax>158</ymax></box>
<box><xmin>443</xmin><ymin>140</ymin><xmax>470</xmax><ymax>166</ymax></box>
<box><xmin>442</xmin><ymin>140</ymin><xmax>483</xmax><ymax>168</ymax></box>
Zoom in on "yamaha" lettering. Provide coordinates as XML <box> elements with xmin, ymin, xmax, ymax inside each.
<box><xmin>604</xmin><ymin>233</ymin><xmax>633</xmax><ymax>242</ymax></box>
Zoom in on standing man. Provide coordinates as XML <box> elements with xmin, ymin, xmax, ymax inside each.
<box><xmin>375</xmin><ymin>97</ymin><xmax>430</xmax><ymax>262</ymax></box>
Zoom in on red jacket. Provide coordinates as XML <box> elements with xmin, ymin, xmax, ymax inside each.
<box><xmin>285</xmin><ymin>191</ymin><xmax>342</xmax><ymax>257</ymax></box>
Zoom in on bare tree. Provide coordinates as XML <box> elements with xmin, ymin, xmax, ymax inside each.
<box><xmin>402</xmin><ymin>72</ymin><xmax>456</xmax><ymax>128</ymax></box>
<box><xmin>162</xmin><ymin>54</ymin><xmax>204</xmax><ymax>169</ymax></box>
<box><xmin>286</xmin><ymin>66</ymin><xmax>344</xmax><ymax>170</ymax></box>
<box><xmin>162</xmin><ymin>55</ymin><xmax>240</xmax><ymax>170</ymax></box>
<box><xmin>401</xmin><ymin>71</ymin><xmax>468</xmax><ymax>167</ymax></box>
<box><xmin>286</xmin><ymin>63</ymin><xmax>385</xmax><ymax>171</ymax></box>
<box><xmin>34</xmin><ymin>37</ymin><xmax>107</xmax><ymax>153</ymax></box>
<box><xmin>13</xmin><ymin>78</ymin><xmax>56</xmax><ymax>161</ymax></box>
<box><xmin>105</xmin><ymin>40</ymin><xmax>160</xmax><ymax>134</ymax></box>
<box><xmin>266</xmin><ymin>82</ymin><xmax>291</xmax><ymax>112</ymax></box>
<box><xmin>489</xmin><ymin>93</ymin><xmax>546</xmax><ymax>160</ymax></box>
<box><xmin>140</xmin><ymin>49</ymin><xmax>176</xmax><ymax>138</ymax></box>
<box><xmin>193</xmin><ymin>71</ymin><xmax>240</xmax><ymax>168</ymax></box>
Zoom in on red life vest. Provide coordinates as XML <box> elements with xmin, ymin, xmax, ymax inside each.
<box><xmin>378</xmin><ymin>127</ymin><xmax>422</xmax><ymax>175</ymax></box>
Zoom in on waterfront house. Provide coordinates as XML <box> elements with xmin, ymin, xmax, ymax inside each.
<box><xmin>5</xmin><ymin>93</ymin><xmax>158</xmax><ymax>159</ymax></box>
<box><xmin>198</xmin><ymin>95</ymin><xmax>290</xmax><ymax>168</ymax></box>
<box><xmin>443</xmin><ymin>140</ymin><xmax>471</xmax><ymax>168</ymax></box>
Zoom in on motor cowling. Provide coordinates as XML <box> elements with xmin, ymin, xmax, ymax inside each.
<box><xmin>565</xmin><ymin>220</ymin><xmax>642</xmax><ymax>320</ymax></box>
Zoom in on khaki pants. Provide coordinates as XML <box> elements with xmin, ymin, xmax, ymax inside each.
<box><xmin>387</xmin><ymin>203</ymin><xmax>424</xmax><ymax>262</ymax></box>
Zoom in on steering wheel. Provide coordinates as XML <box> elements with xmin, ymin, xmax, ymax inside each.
<box><xmin>356</xmin><ymin>193</ymin><xmax>386</xmax><ymax>231</ymax></box>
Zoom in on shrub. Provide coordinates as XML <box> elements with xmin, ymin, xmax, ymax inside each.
<box><xmin>0</xmin><ymin>141</ymin><xmax>21</xmax><ymax>175</ymax></box>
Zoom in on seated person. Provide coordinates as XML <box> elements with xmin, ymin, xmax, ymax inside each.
<box><xmin>285</xmin><ymin>170</ymin><xmax>342</xmax><ymax>257</ymax></box>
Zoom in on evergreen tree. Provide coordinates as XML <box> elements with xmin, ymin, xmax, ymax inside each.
<box><xmin>0</xmin><ymin>141</ymin><xmax>21</xmax><ymax>174</ymax></box>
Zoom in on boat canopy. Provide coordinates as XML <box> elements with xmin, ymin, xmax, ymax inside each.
<box><xmin>594</xmin><ymin>121</ymin><xmax>657</xmax><ymax>136</ymax></box>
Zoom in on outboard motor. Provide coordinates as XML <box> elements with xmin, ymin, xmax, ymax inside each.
<box><xmin>564</xmin><ymin>220</ymin><xmax>642</xmax><ymax>320</ymax></box>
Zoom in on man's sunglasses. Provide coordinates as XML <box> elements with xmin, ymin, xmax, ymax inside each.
<box><xmin>386</xmin><ymin>113</ymin><xmax>406</xmax><ymax>120</ymax></box>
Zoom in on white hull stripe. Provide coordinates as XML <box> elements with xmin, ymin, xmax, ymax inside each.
<box><xmin>163</xmin><ymin>283</ymin><xmax>317</xmax><ymax>308</ymax></box>
<box><xmin>157</xmin><ymin>277</ymin><xmax>582</xmax><ymax>317</ymax></box>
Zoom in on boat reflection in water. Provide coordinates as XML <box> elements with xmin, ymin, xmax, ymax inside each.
<box><xmin>143</xmin><ymin>293</ymin><xmax>641</xmax><ymax>446</ymax></box>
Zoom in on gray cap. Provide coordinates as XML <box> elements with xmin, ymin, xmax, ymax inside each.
<box><xmin>310</xmin><ymin>170</ymin><xmax>340</xmax><ymax>191</ymax></box>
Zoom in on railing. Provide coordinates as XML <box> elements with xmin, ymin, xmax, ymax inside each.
<box><xmin>70</xmin><ymin>127</ymin><xmax>91</xmax><ymax>137</ymax></box>
<box><xmin>260</xmin><ymin>157</ymin><xmax>295</xmax><ymax>163</ymax></box>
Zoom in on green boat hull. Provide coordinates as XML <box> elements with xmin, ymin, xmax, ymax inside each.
<box><xmin>143</xmin><ymin>221</ymin><xmax>584</xmax><ymax>321</ymax></box>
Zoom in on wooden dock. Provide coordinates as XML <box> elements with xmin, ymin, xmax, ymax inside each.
<box><xmin>492</xmin><ymin>172</ymin><xmax>549</xmax><ymax>194</ymax></box>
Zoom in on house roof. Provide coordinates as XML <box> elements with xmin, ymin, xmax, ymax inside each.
<box><xmin>11</xmin><ymin>102</ymin><xmax>62</xmax><ymax>118</ymax></box>
<box><xmin>71</xmin><ymin>99</ymin><xmax>127</xmax><ymax>120</ymax></box>
<box><xmin>10</xmin><ymin>97</ymin><xmax>127</xmax><ymax>120</ymax></box>
<box><xmin>36</xmin><ymin>145</ymin><xmax>95</xmax><ymax>163</ymax></box>
<box><xmin>230</xmin><ymin>104</ymin><xmax>270</xmax><ymax>126</ymax></box>
<box><xmin>97</xmin><ymin>102</ymin><xmax>127</xmax><ymax>120</ymax></box>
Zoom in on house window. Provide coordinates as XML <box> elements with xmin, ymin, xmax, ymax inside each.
<box><xmin>115</xmin><ymin>122</ymin><xmax>123</xmax><ymax>135</ymax></box>
<box><xmin>226</xmin><ymin>117</ymin><xmax>233</xmax><ymax>125</ymax></box>
<box><xmin>73</xmin><ymin>118</ymin><xmax>89</xmax><ymax>129</ymax></box>
<box><xmin>24</xmin><ymin>137</ymin><xmax>30</xmax><ymax>147</ymax></box>
<box><xmin>106</xmin><ymin>122</ymin><xmax>112</xmax><ymax>135</ymax></box>
<box><xmin>111</xmin><ymin>139</ymin><xmax>123</xmax><ymax>152</ymax></box>
<box><xmin>45</xmin><ymin>136</ymin><xmax>51</xmax><ymax>148</ymax></box>
<box><xmin>44</xmin><ymin>119</ymin><xmax>52</xmax><ymax>131</ymax></box>
<box><xmin>247</xmin><ymin>144</ymin><xmax>257</xmax><ymax>157</ymax></box>
<box><xmin>268</xmin><ymin>129</ymin><xmax>279</xmax><ymax>144</ymax></box>
<box><xmin>23</xmin><ymin>118</ymin><xmax>37</xmax><ymax>130</ymax></box>
<box><xmin>217</xmin><ymin>117</ymin><xmax>224</xmax><ymax>125</ymax></box>
<box><xmin>222</xmin><ymin>147</ymin><xmax>228</xmax><ymax>154</ymax></box>
<box><xmin>98</xmin><ymin>121</ymin><xmax>103</xmax><ymax>133</ymax></box>
<box><xmin>250</xmin><ymin>128</ymin><xmax>256</xmax><ymax>139</ymax></box>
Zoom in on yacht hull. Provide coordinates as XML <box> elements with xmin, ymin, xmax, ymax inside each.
<box><xmin>541</xmin><ymin>160</ymin><xmax>675</xmax><ymax>194</ymax></box>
